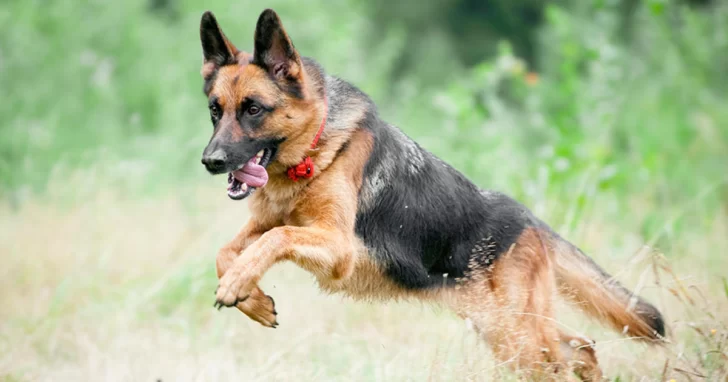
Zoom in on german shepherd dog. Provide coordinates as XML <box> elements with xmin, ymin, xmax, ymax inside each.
<box><xmin>199</xmin><ymin>9</ymin><xmax>665</xmax><ymax>380</ymax></box>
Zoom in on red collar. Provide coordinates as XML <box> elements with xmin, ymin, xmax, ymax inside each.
<box><xmin>286</xmin><ymin>94</ymin><xmax>328</xmax><ymax>181</ymax></box>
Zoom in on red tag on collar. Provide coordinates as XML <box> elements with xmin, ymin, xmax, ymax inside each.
<box><xmin>287</xmin><ymin>156</ymin><xmax>314</xmax><ymax>181</ymax></box>
<box><xmin>286</xmin><ymin>94</ymin><xmax>327</xmax><ymax>182</ymax></box>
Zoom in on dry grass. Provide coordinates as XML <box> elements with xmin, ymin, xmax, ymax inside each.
<box><xmin>1</xmin><ymin>183</ymin><xmax>727</xmax><ymax>381</ymax></box>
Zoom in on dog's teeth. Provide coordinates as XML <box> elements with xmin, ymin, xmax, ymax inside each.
<box><xmin>256</xmin><ymin>150</ymin><xmax>264</xmax><ymax>158</ymax></box>
<box><xmin>241</xmin><ymin>183</ymin><xmax>248</xmax><ymax>191</ymax></box>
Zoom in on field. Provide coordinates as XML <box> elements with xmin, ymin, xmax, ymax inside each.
<box><xmin>2</xmin><ymin>182</ymin><xmax>727</xmax><ymax>381</ymax></box>
<box><xmin>2</xmin><ymin>0</ymin><xmax>728</xmax><ymax>380</ymax></box>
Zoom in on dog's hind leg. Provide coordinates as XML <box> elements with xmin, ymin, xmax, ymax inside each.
<box><xmin>447</xmin><ymin>228</ymin><xmax>602</xmax><ymax>381</ymax></box>
<box><xmin>558</xmin><ymin>331</ymin><xmax>602</xmax><ymax>381</ymax></box>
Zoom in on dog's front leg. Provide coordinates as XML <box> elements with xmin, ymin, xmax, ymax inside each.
<box><xmin>216</xmin><ymin>219</ymin><xmax>279</xmax><ymax>327</ymax></box>
<box><xmin>215</xmin><ymin>219</ymin><xmax>266</xmax><ymax>278</ymax></box>
<box><xmin>214</xmin><ymin>225</ymin><xmax>354</xmax><ymax>309</ymax></box>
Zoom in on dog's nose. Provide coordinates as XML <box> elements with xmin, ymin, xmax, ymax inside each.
<box><xmin>201</xmin><ymin>150</ymin><xmax>227</xmax><ymax>173</ymax></box>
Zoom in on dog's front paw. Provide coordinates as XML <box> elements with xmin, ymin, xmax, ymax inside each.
<box><xmin>238</xmin><ymin>289</ymin><xmax>278</xmax><ymax>328</ymax></box>
<box><xmin>214</xmin><ymin>267</ymin><xmax>254</xmax><ymax>309</ymax></box>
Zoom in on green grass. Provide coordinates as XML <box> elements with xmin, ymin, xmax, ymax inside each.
<box><xmin>1</xmin><ymin>0</ymin><xmax>728</xmax><ymax>380</ymax></box>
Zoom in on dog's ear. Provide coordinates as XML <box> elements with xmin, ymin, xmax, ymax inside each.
<box><xmin>200</xmin><ymin>11</ymin><xmax>239</xmax><ymax>78</ymax></box>
<box><xmin>253</xmin><ymin>9</ymin><xmax>303</xmax><ymax>83</ymax></box>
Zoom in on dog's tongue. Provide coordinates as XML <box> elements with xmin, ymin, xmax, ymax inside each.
<box><xmin>232</xmin><ymin>158</ymin><xmax>268</xmax><ymax>188</ymax></box>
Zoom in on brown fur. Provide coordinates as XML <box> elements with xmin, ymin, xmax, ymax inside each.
<box><xmin>215</xmin><ymin>128</ymin><xmax>378</xmax><ymax>308</ymax></box>
<box><xmin>444</xmin><ymin>228</ymin><xmax>602</xmax><ymax>380</ymax></box>
<box><xmin>550</xmin><ymin>237</ymin><xmax>663</xmax><ymax>341</ymax></box>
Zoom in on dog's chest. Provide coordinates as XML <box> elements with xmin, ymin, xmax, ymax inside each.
<box><xmin>250</xmin><ymin>188</ymin><xmax>301</xmax><ymax>223</ymax></box>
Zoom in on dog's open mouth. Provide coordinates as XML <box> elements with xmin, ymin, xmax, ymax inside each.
<box><xmin>227</xmin><ymin>148</ymin><xmax>274</xmax><ymax>200</ymax></box>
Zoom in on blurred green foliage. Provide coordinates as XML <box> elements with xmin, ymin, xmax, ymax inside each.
<box><xmin>0</xmin><ymin>0</ymin><xmax>726</xmax><ymax>245</ymax></box>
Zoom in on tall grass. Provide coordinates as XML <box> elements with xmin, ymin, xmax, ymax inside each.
<box><xmin>1</xmin><ymin>181</ymin><xmax>726</xmax><ymax>380</ymax></box>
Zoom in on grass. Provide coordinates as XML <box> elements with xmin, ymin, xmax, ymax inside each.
<box><xmin>1</xmin><ymin>176</ymin><xmax>726</xmax><ymax>381</ymax></box>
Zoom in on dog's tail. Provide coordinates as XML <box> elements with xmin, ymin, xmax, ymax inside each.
<box><xmin>547</xmin><ymin>232</ymin><xmax>665</xmax><ymax>341</ymax></box>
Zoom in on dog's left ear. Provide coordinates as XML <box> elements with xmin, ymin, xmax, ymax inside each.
<box><xmin>253</xmin><ymin>9</ymin><xmax>303</xmax><ymax>82</ymax></box>
<box><xmin>200</xmin><ymin>11</ymin><xmax>239</xmax><ymax>79</ymax></box>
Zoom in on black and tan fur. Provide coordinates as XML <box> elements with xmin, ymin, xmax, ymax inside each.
<box><xmin>198</xmin><ymin>9</ymin><xmax>665</xmax><ymax>380</ymax></box>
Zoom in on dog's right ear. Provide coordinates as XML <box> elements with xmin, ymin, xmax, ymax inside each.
<box><xmin>253</xmin><ymin>9</ymin><xmax>303</xmax><ymax>83</ymax></box>
<box><xmin>200</xmin><ymin>11</ymin><xmax>239</xmax><ymax>79</ymax></box>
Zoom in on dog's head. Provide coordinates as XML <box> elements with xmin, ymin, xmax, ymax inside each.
<box><xmin>199</xmin><ymin>9</ymin><xmax>318</xmax><ymax>200</ymax></box>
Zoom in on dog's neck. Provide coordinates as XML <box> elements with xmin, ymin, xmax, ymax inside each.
<box><xmin>261</xmin><ymin>58</ymin><xmax>374</xmax><ymax>196</ymax></box>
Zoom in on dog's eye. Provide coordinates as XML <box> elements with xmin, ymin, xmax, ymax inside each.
<box><xmin>209</xmin><ymin>104</ymin><xmax>220</xmax><ymax>119</ymax></box>
<box><xmin>247</xmin><ymin>105</ymin><xmax>261</xmax><ymax>116</ymax></box>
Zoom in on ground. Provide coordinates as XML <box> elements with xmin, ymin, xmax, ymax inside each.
<box><xmin>1</xmin><ymin>183</ymin><xmax>726</xmax><ymax>381</ymax></box>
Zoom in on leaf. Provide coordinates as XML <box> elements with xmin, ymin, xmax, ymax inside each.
<box><xmin>723</xmin><ymin>277</ymin><xmax>728</xmax><ymax>300</ymax></box>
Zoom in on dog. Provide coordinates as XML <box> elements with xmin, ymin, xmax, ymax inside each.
<box><xmin>198</xmin><ymin>9</ymin><xmax>665</xmax><ymax>380</ymax></box>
